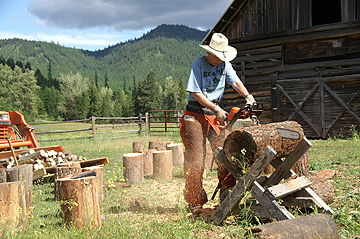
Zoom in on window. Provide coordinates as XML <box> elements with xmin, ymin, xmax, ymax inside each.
<box><xmin>312</xmin><ymin>0</ymin><xmax>342</xmax><ymax>26</ymax></box>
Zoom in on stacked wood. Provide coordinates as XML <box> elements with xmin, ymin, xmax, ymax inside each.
<box><xmin>6</xmin><ymin>164</ymin><xmax>33</xmax><ymax>215</ymax></box>
<box><xmin>123</xmin><ymin>153</ymin><xmax>144</xmax><ymax>184</ymax></box>
<box><xmin>223</xmin><ymin>121</ymin><xmax>308</xmax><ymax>174</ymax></box>
<box><xmin>166</xmin><ymin>143</ymin><xmax>184</xmax><ymax>167</ymax></box>
<box><xmin>57</xmin><ymin>176</ymin><xmax>101</xmax><ymax>228</ymax></box>
<box><xmin>153</xmin><ymin>150</ymin><xmax>173</xmax><ymax>179</ymax></box>
<box><xmin>0</xmin><ymin>181</ymin><xmax>27</xmax><ymax>231</ymax></box>
<box><xmin>82</xmin><ymin>166</ymin><xmax>104</xmax><ymax>202</ymax></box>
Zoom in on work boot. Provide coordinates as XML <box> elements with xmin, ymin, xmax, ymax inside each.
<box><xmin>186</xmin><ymin>204</ymin><xmax>203</xmax><ymax>213</ymax></box>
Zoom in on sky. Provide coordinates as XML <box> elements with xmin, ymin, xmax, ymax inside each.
<box><xmin>0</xmin><ymin>0</ymin><xmax>233</xmax><ymax>51</ymax></box>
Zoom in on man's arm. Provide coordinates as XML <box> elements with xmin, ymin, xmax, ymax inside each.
<box><xmin>231</xmin><ymin>79</ymin><xmax>249</xmax><ymax>97</ymax></box>
<box><xmin>191</xmin><ymin>92</ymin><xmax>217</xmax><ymax>110</ymax></box>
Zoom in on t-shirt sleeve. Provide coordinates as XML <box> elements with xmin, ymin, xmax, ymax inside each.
<box><xmin>186</xmin><ymin>58</ymin><xmax>203</xmax><ymax>93</ymax></box>
<box><xmin>225</xmin><ymin>62</ymin><xmax>240</xmax><ymax>85</ymax></box>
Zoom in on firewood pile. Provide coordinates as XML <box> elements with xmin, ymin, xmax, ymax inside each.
<box><xmin>0</xmin><ymin>149</ymin><xmax>87</xmax><ymax>170</ymax></box>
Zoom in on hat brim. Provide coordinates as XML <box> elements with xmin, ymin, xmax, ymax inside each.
<box><xmin>199</xmin><ymin>44</ymin><xmax>237</xmax><ymax>62</ymax></box>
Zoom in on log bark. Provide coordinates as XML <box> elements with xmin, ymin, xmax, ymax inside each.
<box><xmin>0</xmin><ymin>181</ymin><xmax>27</xmax><ymax>230</ymax></box>
<box><xmin>247</xmin><ymin>213</ymin><xmax>338</xmax><ymax>239</ymax></box>
<box><xmin>223</xmin><ymin>121</ymin><xmax>307</xmax><ymax>171</ymax></box>
<box><xmin>123</xmin><ymin>153</ymin><xmax>144</xmax><ymax>184</ymax></box>
<box><xmin>142</xmin><ymin>149</ymin><xmax>155</xmax><ymax>175</ymax></box>
<box><xmin>54</xmin><ymin>162</ymin><xmax>82</xmax><ymax>200</ymax></box>
<box><xmin>149</xmin><ymin>140</ymin><xmax>165</xmax><ymax>151</ymax></box>
<box><xmin>132</xmin><ymin>141</ymin><xmax>144</xmax><ymax>153</ymax></box>
<box><xmin>308</xmin><ymin>176</ymin><xmax>335</xmax><ymax>204</ymax></box>
<box><xmin>0</xmin><ymin>168</ymin><xmax>6</xmax><ymax>183</ymax></box>
<box><xmin>166</xmin><ymin>143</ymin><xmax>184</xmax><ymax>167</ymax></box>
<box><xmin>153</xmin><ymin>150</ymin><xmax>173</xmax><ymax>179</ymax></box>
<box><xmin>6</xmin><ymin>165</ymin><xmax>33</xmax><ymax>214</ymax></box>
<box><xmin>57</xmin><ymin>176</ymin><xmax>101</xmax><ymax>228</ymax></box>
<box><xmin>82</xmin><ymin>166</ymin><xmax>104</xmax><ymax>202</ymax></box>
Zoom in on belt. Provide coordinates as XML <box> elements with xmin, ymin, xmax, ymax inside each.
<box><xmin>186</xmin><ymin>102</ymin><xmax>215</xmax><ymax>115</ymax></box>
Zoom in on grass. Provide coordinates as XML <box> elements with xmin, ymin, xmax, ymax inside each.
<box><xmin>1</xmin><ymin>124</ymin><xmax>360</xmax><ymax>238</ymax></box>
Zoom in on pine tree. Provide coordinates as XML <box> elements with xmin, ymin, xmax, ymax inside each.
<box><xmin>75</xmin><ymin>91</ymin><xmax>90</xmax><ymax>119</ymax></box>
<box><xmin>177</xmin><ymin>78</ymin><xmax>188</xmax><ymax>110</ymax></box>
<box><xmin>94</xmin><ymin>70</ymin><xmax>99</xmax><ymax>89</ymax></box>
<box><xmin>88</xmin><ymin>81</ymin><xmax>102</xmax><ymax>117</ymax></box>
<box><xmin>104</xmin><ymin>72</ymin><xmax>109</xmax><ymax>88</ymax></box>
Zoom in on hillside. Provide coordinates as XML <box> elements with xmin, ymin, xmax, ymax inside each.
<box><xmin>0</xmin><ymin>24</ymin><xmax>208</xmax><ymax>89</ymax></box>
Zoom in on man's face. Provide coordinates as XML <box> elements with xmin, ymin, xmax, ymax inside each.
<box><xmin>207</xmin><ymin>53</ymin><xmax>222</xmax><ymax>66</ymax></box>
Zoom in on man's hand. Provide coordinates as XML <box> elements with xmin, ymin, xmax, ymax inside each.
<box><xmin>245</xmin><ymin>94</ymin><xmax>256</xmax><ymax>106</ymax></box>
<box><xmin>211</xmin><ymin>105</ymin><xmax>228</xmax><ymax>122</ymax></box>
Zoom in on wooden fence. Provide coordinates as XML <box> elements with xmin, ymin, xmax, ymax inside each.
<box><xmin>148</xmin><ymin>110</ymin><xmax>183</xmax><ymax>134</ymax></box>
<box><xmin>30</xmin><ymin>114</ymin><xmax>147</xmax><ymax>142</ymax></box>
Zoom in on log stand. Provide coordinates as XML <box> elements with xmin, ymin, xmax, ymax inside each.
<box><xmin>208</xmin><ymin>137</ymin><xmax>334</xmax><ymax>226</ymax></box>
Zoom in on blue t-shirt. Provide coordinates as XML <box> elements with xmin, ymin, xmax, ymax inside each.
<box><xmin>186</xmin><ymin>56</ymin><xmax>239</xmax><ymax>102</ymax></box>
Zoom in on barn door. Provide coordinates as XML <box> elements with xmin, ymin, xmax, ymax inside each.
<box><xmin>272</xmin><ymin>74</ymin><xmax>360</xmax><ymax>138</ymax></box>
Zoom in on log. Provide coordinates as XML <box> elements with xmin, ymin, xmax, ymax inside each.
<box><xmin>149</xmin><ymin>140</ymin><xmax>165</xmax><ymax>151</ymax></box>
<box><xmin>247</xmin><ymin>214</ymin><xmax>338</xmax><ymax>239</ymax></box>
<box><xmin>223</xmin><ymin>121</ymin><xmax>306</xmax><ymax>170</ymax></box>
<box><xmin>308</xmin><ymin>176</ymin><xmax>335</xmax><ymax>204</ymax></box>
<box><xmin>57</xmin><ymin>176</ymin><xmax>101</xmax><ymax>228</ymax></box>
<box><xmin>6</xmin><ymin>164</ymin><xmax>33</xmax><ymax>214</ymax></box>
<box><xmin>0</xmin><ymin>168</ymin><xmax>6</xmax><ymax>183</ymax></box>
<box><xmin>123</xmin><ymin>153</ymin><xmax>144</xmax><ymax>184</ymax></box>
<box><xmin>153</xmin><ymin>150</ymin><xmax>173</xmax><ymax>179</ymax></box>
<box><xmin>82</xmin><ymin>166</ymin><xmax>104</xmax><ymax>202</ymax></box>
<box><xmin>166</xmin><ymin>143</ymin><xmax>184</xmax><ymax>167</ymax></box>
<box><xmin>132</xmin><ymin>141</ymin><xmax>144</xmax><ymax>153</ymax></box>
<box><xmin>54</xmin><ymin>162</ymin><xmax>82</xmax><ymax>200</ymax></box>
<box><xmin>0</xmin><ymin>181</ymin><xmax>27</xmax><ymax>230</ymax></box>
<box><xmin>142</xmin><ymin>149</ymin><xmax>155</xmax><ymax>175</ymax></box>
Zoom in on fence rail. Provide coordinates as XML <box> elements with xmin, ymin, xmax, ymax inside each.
<box><xmin>148</xmin><ymin>110</ymin><xmax>183</xmax><ymax>133</ymax></box>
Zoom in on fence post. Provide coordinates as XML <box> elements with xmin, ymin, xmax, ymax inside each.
<box><xmin>92</xmin><ymin>116</ymin><xmax>96</xmax><ymax>139</ymax></box>
<box><xmin>145</xmin><ymin>112</ymin><xmax>149</xmax><ymax>135</ymax></box>
<box><xmin>138</xmin><ymin>114</ymin><xmax>142</xmax><ymax>135</ymax></box>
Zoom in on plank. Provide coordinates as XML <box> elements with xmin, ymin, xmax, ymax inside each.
<box><xmin>33</xmin><ymin>168</ymin><xmax>47</xmax><ymax>181</ymax></box>
<box><xmin>80</xmin><ymin>157</ymin><xmax>109</xmax><ymax>168</ymax></box>
<box><xmin>213</xmin><ymin>148</ymin><xmax>243</xmax><ymax>181</ymax></box>
<box><xmin>209</xmin><ymin>146</ymin><xmax>277</xmax><ymax>225</ymax></box>
<box><xmin>265</xmin><ymin>176</ymin><xmax>312</xmax><ymax>199</ymax></box>
<box><xmin>263</xmin><ymin>138</ymin><xmax>312</xmax><ymax>187</ymax></box>
<box><xmin>297</xmin><ymin>187</ymin><xmax>334</xmax><ymax>214</ymax></box>
<box><xmin>252</xmin><ymin>181</ymin><xmax>295</xmax><ymax>221</ymax></box>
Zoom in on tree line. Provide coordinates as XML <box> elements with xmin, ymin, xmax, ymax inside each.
<box><xmin>0</xmin><ymin>56</ymin><xmax>188</xmax><ymax>121</ymax></box>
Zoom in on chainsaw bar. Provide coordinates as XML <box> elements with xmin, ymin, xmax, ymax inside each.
<box><xmin>276</xmin><ymin>128</ymin><xmax>301</xmax><ymax>140</ymax></box>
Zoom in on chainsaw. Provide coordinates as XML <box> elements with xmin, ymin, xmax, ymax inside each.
<box><xmin>215</xmin><ymin>102</ymin><xmax>264</xmax><ymax>130</ymax></box>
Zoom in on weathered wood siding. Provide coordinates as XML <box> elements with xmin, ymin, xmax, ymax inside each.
<box><xmin>218</xmin><ymin>0</ymin><xmax>360</xmax><ymax>138</ymax></box>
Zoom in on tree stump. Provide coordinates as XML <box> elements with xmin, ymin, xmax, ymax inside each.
<box><xmin>123</xmin><ymin>153</ymin><xmax>144</xmax><ymax>184</ymax></box>
<box><xmin>0</xmin><ymin>181</ymin><xmax>27</xmax><ymax>230</ymax></box>
<box><xmin>6</xmin><ymin>164</ymin><xmax>33</xmax><ymax>215</ymax></box>
<box><xmin>0</xmin><ymin>168</ymin><xmax>6</xmax><ymax>183</ymax></box>
<box><xmin>166</xmin><ymin>143</ymin><xmax>184</xmax><ymax>167</ymax></box>
<box><xmin>82</xmin><ymin>166</ymin><xmax>104</xmax><ymax>202</ymax></box>
<box><xmin>54</xmin><ymin>162</ymin><xmax>82</xmax><ymax>200</ymax></box>
<box><xmin>142</xmin><ymin>149</ymin><xmax>155</xmax><ymax>175</ymax></box>
<box><xmin>153</xmin><ymin>150</ymin><xmax>173</xmax><ymax>179</ymax></box>
<box><xmin>133</xmin><ymin>141</ymin><xmax>145</xmax><ymax>153</ymax></box>
<box><xmin>149</xmin><ymin>140</ymin><xmax>165</xmax><ymax>151</ymax></box>
<box><xmin>223</xmin><ymin>121</ymin><xmax>308</xmax><ymax>172</ymax></box>
<box><xmin>57</xmin><ymin>176</ymin><xmax>101</xmax><ymax>228</ymax></box>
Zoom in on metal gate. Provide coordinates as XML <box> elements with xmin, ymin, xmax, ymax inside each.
<box><xmin>272</xmin><ymin>74</ymin><xmax>360</xmax><ymax>138</ymax></box>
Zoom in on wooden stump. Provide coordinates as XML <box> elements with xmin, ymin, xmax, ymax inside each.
<box><xmin>133</xmin><ymin>141</ymin><xmax>144</xmax><ymax>153</ymax></box>
<box><xmin>123</xmin><ymin>153</ymin><xmax>144</xmax><ymax>184</ymax></box>
<box><xmin>0</xmin><ymin>168</ymin><xmax>6</xmax><ymax>183</ymax></box>
<box><xmin>6</xmin><ymin>164</ymin><xmax>33</xmax><ymax>214</ymax></box>
<box><xmin>153</xmin><ymin>150</ymin><xmax>173</xmax><ymax>179</ymax></box>
<box><xmin>142</xmin><ymin>149</ymin><xmax>155</xmax><ymax>175</ymax></box>
<box><xmin>0</xmin><ymin>182</ymin><xmax>27</xmax><ymax>230</ymax></box>
<box><xmin>57</xmin><ymin>176</ymin><xmax>101</xmax><ymax>228</ymax></box>
<box><xmin>223</xmin><ymin>121</ymin><xmax>307</xmax><ymax>171</ymax></box>
<box><xmin>166</xmin><ymin>143</ymin><xmax>184</xmax><ymax>167</ymax></box>
<box><xmin>149</xmin><ymin>140</ymin><xmax>165</xmax><ymax>151</ymax></box>
<box><xmin>82</xmin><ymin>166</ymin><xmax>104</xmax><ymax>202</ymax></box>
<box><xmin>54</xmin><ymin>162</ymin><xmax>82</xmax><ymax>200</ymax></box>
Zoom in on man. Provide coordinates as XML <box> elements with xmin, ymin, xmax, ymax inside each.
<box><xmin>180</xmin><ymin>33</ymin><xmax>256</xmax><ymax>211</ymax></box>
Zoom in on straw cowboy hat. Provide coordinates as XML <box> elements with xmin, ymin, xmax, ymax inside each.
<box><xmin>200</xmin><ymin>33</ymin><xmax>237</xmax><ymax>62</ymax></box>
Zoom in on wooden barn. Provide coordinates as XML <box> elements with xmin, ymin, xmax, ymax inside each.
<box><xmin>202</xmin><ymin>0</ymin><xmax>360</xmax><ymax>138</ymax></box>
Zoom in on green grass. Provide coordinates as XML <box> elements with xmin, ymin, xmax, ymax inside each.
<box><xmin>1</xmin><ymin>126</ymin><xmax>360</xmax><ymax>238</ymax></box>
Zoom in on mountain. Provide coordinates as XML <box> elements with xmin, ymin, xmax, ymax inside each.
<box><xmin>0</xmin><ymin>24</ymin><xmax>208</xmax><ymax>89</ymax></box>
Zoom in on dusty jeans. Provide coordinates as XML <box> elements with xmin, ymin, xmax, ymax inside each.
<box><xmin>180</xmin><ymin>111</ymin><xmax>236</xmax><ymax>206</ymax></box>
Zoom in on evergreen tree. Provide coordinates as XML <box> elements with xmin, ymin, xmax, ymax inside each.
<box><xmin>39</xmin><ymin>86</ymin><xmax>62</xmax><ymax>119</ymax></box>
<box><xmin>88</xmin><ymin>81</ymin><xmax>102</xmax><ymax>117</ymax></box>
<box><xmin>35</xmin><ymin>69</ymin><xmax>46</xmax><ymax>88</ymax></box>
<box><xmin>101</xmin><ymin>89</ymin><xmax>112</xmax><ymax>117</ymax></box>
<box><xmin>134</xmin><ymin>70</ymin><xmax>162</xmax><ymax>114</ymax></box>
<box><xmin>47</xmin><ymin>61</ymin><xmax>53</xmax><ymax>88</ymax></box>
<box><xmin>15</xmin><ymin>60</ymin><xmax>24</xmax><ymax>71</ymax></box>
<box><xmin>177</xmin><ymin>78</ymin><xmax>188</xmax><ymax>110</ymax></box>
<box><xmin>94</xmin><ymin>70</ymin><xmax>99</xmax><ymax>89</ymax></box>
<box><xmin>104</xmin><ymin>72</ymin><xmax>109</xmax><ymax>88</ymax></box>
<box><xmin>163</xmin><ymin>76</ymin><xmax>178</xmax><ymax>110</ymax></box>
<box><xmin>75</xmin><ymin>91</ymin><xmax>90</xmax><ymax>119</ymax></box>
<box><xmin>25</xmin><ymin>61</ymin><xmax>32</xmax><ymax>70</ymax></box>
<box><xmin>6</xmin><ymin>58</ymin><xmax>15</xmax><ymax>70</ymax></box>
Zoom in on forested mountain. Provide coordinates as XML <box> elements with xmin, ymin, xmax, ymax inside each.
<box><xmin>0</xmin><ymin>24</ymin><xmax>207</xmax><ymax>89</ymax></box>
